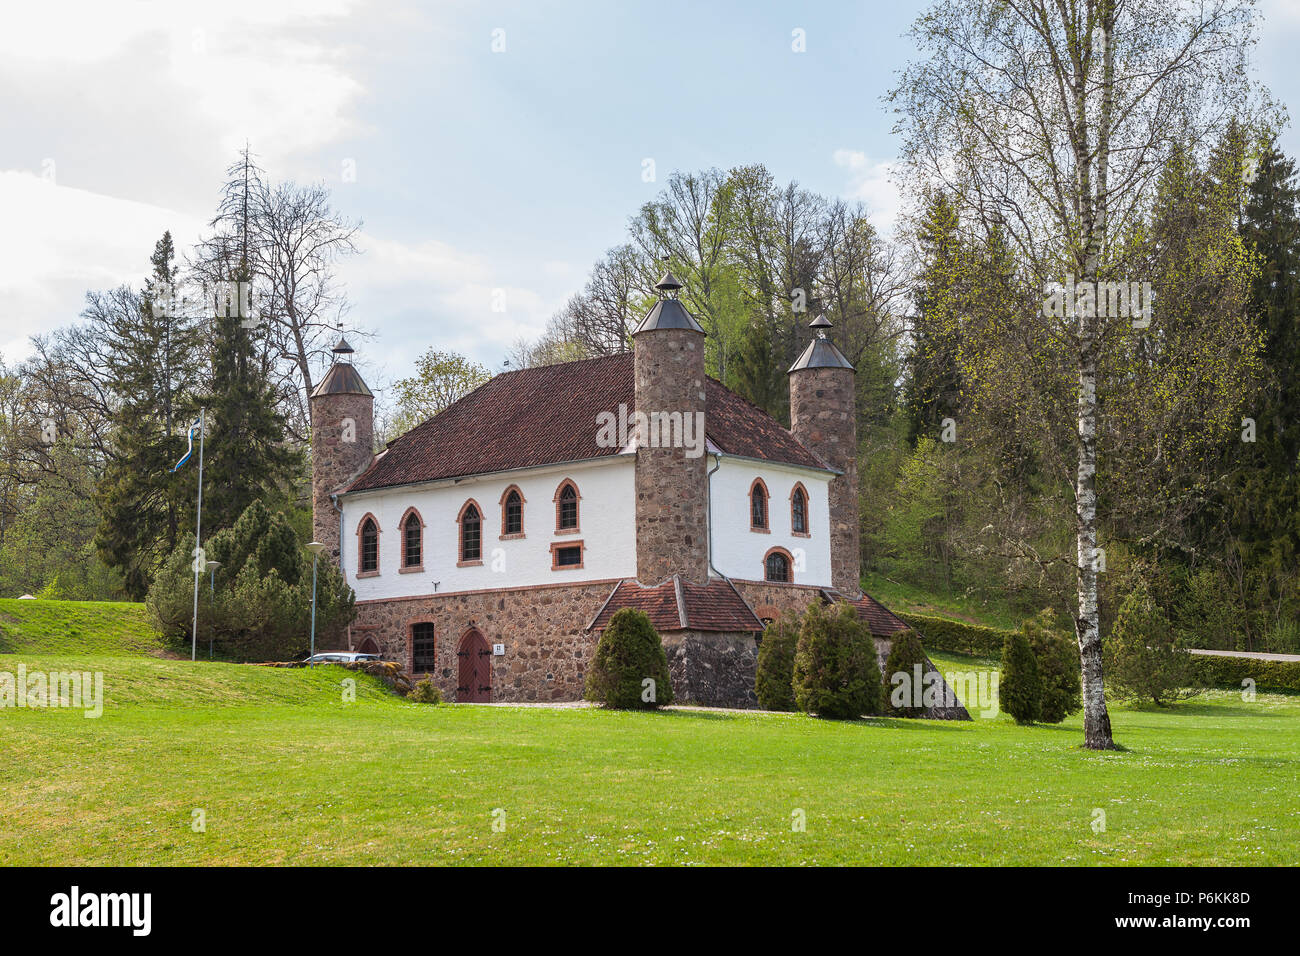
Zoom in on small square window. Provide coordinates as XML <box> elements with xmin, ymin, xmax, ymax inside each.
<box><xmin>553</xmin><ymin>543</ymin><xmax>583</xmax><ymax>569</ymax></box>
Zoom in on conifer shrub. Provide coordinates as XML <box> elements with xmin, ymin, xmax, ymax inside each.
<box><xmin>883</xmin><ymin>629</ymin><xmax>930</xmax><ymax>718</ymax></box>
<box><xmin>754</xmin><ymin>613</ymin><xmax>799</xmax><ymax>711</ymax></box>
<box><xmin>407</xmin><ymin>677</ymin><xmax>442</xmax><ymax>704</ymax></box>
<box><xmin>584</xmin><ymin>608</ymin><xmax>674</xmax><ymax>709</ymax></box>
<box><xmin>1021</xmin><ymin>609</ymin><xmax>1081</xmax><ymax>723</ymax></box>
<box><xmin>999</xmin><ymin>631</ymin><xmax>1042</xmax><ymax>724</ymax></box>
<box><xmin>146</xmin><ymin>500</ymin><xmax>354</xmax><ymax>662</ymax></box>
<box><xmin>792</xmin><ymin>601</ymin><xmax>881</xmax><ymax>719</ymax></box>
<box><xmin>1104</xmin><ymin>584</ymin><xmax>1195</xmax><ymax>705</ymax></box>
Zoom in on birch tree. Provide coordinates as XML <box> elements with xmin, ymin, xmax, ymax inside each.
<box><xmin>891</xmin><ymin>0</ymin><xmax>1266</xmax><ymax>748</ymax></box>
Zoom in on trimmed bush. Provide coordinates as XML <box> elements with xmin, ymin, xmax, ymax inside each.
<box><xmin>1105</xmin><ymin>585</ymin><xmax>1194</xmax><ymax>705</ymax></box>
<box><xmin>755</xmin><ymin>613</ymin><xmax>799</xmax><ymax>711</ymax></box>
<box><xmin>1021</xmin><ymin>609</ymin><xmax>1081</xmax><ymax>724</ymax></box>
<box><xmin>883</xmin><ymin>629</ymin><xmax>929</xmax><ymax>718</ymax></box>
<box><xmin>1000</xmin><ymin>632</ymin><xmax>1042</xmax><ymax>724</ymax></box>
<box><xmin>584</xmin><ymin>608</ymin><xmax>674</xmax><ymax>709</ymax></box>
<box><xmin>1187</xmin><ymin>654</ymin><xmax>1300</xmax><ymax>693</ymax></box>
<box><xmin>407</xmin><ymin>677</ymin><xmax>442</xmax><ymax>704</ymax></box>
<box><xmin>895</xmin><ymin>611</ymin><xmax>1012</xmax><ymax>657</ymax></box>
<box><xmin>793</xmin><ymin>601</ymin><xmax>881</xmax><ymax>719</ymax></box>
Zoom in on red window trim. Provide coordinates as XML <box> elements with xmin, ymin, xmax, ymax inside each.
<box><xmin>763</xmin><ymin>546</ymin><xmax>794</xmax><ymax>583</ymax></box>
<box><xmin>749</xmin><ymin>477</ymin><xmax>770</xmax><ymax>532</ymax></box>
<box><xmin>456</xmin><ymin>498</ymin><xmax>484</xmax><ymax>566</ymax></box>
<box><xmin>550</xmin><ymin>540</ymin><xmax>585</xmax><ymax>570</ymax></box>
<box><xmin>553</xmin><ymin>478</ymin><xmax>581</xmax><ymax>534</ymax></box>
<box><xmin>410</xmin><ymin>620</ymin><xmax>437</xmax><ymax>673</ymax></box>
<box><xmin>356</xmin><ymin>512</ymin><xmax>381</xmax><ymax>577</ymax></box>
<box><xmin>789</xmin><ymin>482</ymin><xmax>811</xmax><ymax>538</ymax></box>
<box><xmin>399</xmin><ymin>506</ymin><xmax>426</xmax><ymax>571</ymax></box>
<box><xmin>499</xmin><ymin>484</ymin><xmax>526</xmax><ymax>539</ymax></box>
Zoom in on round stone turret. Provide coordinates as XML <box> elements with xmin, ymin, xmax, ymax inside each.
<box><xmin>310</xmin><ymin>337</ymin><xmax>375</xmax><ymax>562</ymax></box>
<box><xmin>788</xmin><ymin>315</ymin><xmax>859</xmax><ymax>595</ymax></box>
<box><xmin>631</xmin><ymin>273</ymin><xmax>709</xmax><ymax>585</ymax></box>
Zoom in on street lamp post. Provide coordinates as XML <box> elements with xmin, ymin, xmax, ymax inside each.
<box><xmin>304</xmin><ymin>542</ymin><xmax>326</xmax><ymax>666</ymax></box>
<box><xmin>205</xmin><ymin>560</ymin><xmax>221</xmax><ymax>661</ymax></box>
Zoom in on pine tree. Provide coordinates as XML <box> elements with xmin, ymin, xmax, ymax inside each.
<box><xmin>999</xmin><ymin>632</ymin><xmax>1042</xmax><ymax>725</ymax></box>
<box><xmin>903</xmin><ymin>192</ymin><xmax>966</xmax><ymax>442</ymax></box>
<box><xmin>198</xmin><ymin>152</ymin><xmax>303</xmax><ymax>533</ymax></box>
<box><xmin>1237</xmin><ymin>140</ymin><xmax>1300</xmax><ymax>545</ymax></box>
<box><xmin>94</xmin><ymin>232</ymin><xmax>203</xmax><ymax>598</ymax></box>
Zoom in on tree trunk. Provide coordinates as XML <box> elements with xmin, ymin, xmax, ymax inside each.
<box><xmin>1075</xmin><ymin>349</ymin><xmax>1115</xmax><ymax>749</ymax></box>
<box><xmin>1073</xmin><ymin>2</ymin><xmax>1117</xmax><ymax>751</ymax></box>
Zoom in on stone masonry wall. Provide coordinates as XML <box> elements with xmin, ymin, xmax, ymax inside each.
<box><xmin>310</xmin><ymin>390</ymin><xmax>374</xmax><ymax>563</ymax></box>
<box><xmin>788</xmin><ymin>366</ymin><xmax>859</xmax><ymax>596</ymax></box>
<box><xmin>349</xmin><ymin>579</ymin><xmax>621</xmax><ymax>703</ymax></box>
<box><xmin>662</xmin><ymin>630</ymin><xmax>759</xmax><ymax>709</ymax></box>
<box><xmin>633</xmin><ymin>326</ymin><xmax>709</xmax><ymax>585</ymax></box>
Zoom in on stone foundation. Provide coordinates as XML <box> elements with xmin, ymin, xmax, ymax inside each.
<box><xmin>662</xmin><ymin>630</ymin><xmax>758</xmax><ymax>708</ymax></box>
<box><xmin>341</xmin><ymin>576</ymin><xmax>969</xmax><ymax>717</ymax></box>
<box><xmin>347</xmin><ymin>580</ymin><xmax>621</xmax><ymax>703</ymax></box>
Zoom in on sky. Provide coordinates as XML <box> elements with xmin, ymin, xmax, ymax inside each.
<box><xmin>3</xmin><ymin>0</ymin><xmax>1299</xmax><ymax>392</ymax></box>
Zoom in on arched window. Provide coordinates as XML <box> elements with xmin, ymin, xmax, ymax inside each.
<box><xmin>750</xmin><ymin>478</ymin><xmax>769</xmax><ymax>531</ymax></box>
<box><xmin>555</xmin><ymin>480</ymin><xmax>580</xmax><ymax>532</ymax></box>
<box><xmin>401</xmin><ymin>509</ymin><xmax>424</xmax><ymax>569</ymax></box>
<box><xmin>500</xmin><ymin>486</ymin><xmax>525</xmax><ymax>537</ymax></box>
<box><xmin>358</xmin><ymin>515</ymin><xmax>379</xmax><ymax>573</ymax></box>
<box><xmin>764</xmin><ymin>548</ymin><xmax>792</xmax><ymax>583</ymax></box>
<box><xmin>459</xmin><ymin>501</ymin><xmax>482</xmax><ymax>564</ymax></box>
<box><xmin>790</xmin><ymin>484</ymin><xmax>808</xmax><ymax>535</ymax></box>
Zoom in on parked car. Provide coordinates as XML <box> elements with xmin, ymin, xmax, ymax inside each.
<box><xmin>302</xmin><ymin>651</ymin><xmax>380</xmax><ymax>664</ymax></box>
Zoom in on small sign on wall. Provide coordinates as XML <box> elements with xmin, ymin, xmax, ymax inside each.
<box><xmin>493</xmin><ymin>643</ymin><xmax>505</xmax><ymax>656</ymax></box>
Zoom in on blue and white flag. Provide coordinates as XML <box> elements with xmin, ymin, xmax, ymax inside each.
<box><xmin>172</xmin><ymin>418</ymin><xmax>203</xmax><ymax>472</ymax></box>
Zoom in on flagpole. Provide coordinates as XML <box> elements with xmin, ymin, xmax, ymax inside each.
<box><xmin>191</xmin><ymin>406</ymin><xmax>206</xmax><ymax>662</ymax></box>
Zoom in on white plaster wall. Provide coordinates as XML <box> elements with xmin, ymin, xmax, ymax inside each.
<box><xmin>708</xmin><ymin>458</ymin><xmax>833</xmax><ymax>586</ymax></box>
<box><xmin>340</xmin><ymin>456</ymin><xmax>636</xmax><ymax>600</ymax></box>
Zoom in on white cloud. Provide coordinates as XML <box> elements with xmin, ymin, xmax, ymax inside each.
<box><xmin>832</xmin><ymin>149</ymin><xmax>902</xmax><ymax>236</ymax></box>
<box><xmin>0</xmin><ymin>171</ymin><xmax>206</xmax><ymax>360</ymax></box>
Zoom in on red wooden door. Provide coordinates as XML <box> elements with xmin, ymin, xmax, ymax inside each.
<box><xmin>457</xmin><ymin>630</ymin><xmax>492</xmax><ymax>702</ymax></box>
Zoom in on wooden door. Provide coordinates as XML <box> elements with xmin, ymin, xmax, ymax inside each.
<box><xmin>457</xmin><ymin>629</ymin><xmax>491</xmax><ymax>703</ymax></box>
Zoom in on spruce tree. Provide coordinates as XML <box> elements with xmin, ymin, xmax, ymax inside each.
<box><xmin>197</xmin><ymin>151</ymin><xmax>303</xmax><ymax>533</ymax></box>
<box><xmin>1235</xmin><ymin>140</ymin><xmax>1300</xmax><ymax>564</ymax></box>
<box><xmin>902</xmin><ymin>192</ymin><xmax>966</xmax><ymax>442</ymax></box>
<box><xmin>94</xmin><ymin>232</ymin><xmax>203</xmax><ymax>598</ymax></box>
<box><xmin>999</xmin><ymin>632</ymin><xmax>1042</xmax><ymax>725</ymax></box>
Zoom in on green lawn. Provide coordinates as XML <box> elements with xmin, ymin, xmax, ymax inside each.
<box><xmin>0</xmin><ymin>598</ymin><xmax>167</xmax><ymax>656</ymax></box>
<box><xmin>2</xmin><ymin>648</ymin><xmax>1297</xmax><ymax>865</ymax></box>
<box><xmin>861</xmin><ymin>572</ymin><xmax>1027</xmax><ymax>630</ymax></box>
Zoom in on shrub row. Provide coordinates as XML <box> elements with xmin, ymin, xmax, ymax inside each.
<box><xmin>901</xmin><ymin>608</ymin><xmax>1299</xmax><ymax>694</ymax></box>
<box><xmin>1186</xmin><ymin>654</ymin><xmax>1300</xmax><ymax>693</ymax></box>
<box><xmin>895</xmin><ymin>611</ymin><xmax>1013</xmax><ymax>657</ymax></box>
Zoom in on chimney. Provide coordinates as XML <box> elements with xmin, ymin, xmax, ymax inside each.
<box><xmin>788</xmin><ymin>315</ymin><xmax>859</xmax><ymax>596</ymax></box>
<box><xmin>631</xmin><ymin>270</ymin><xmax>710</xmax><ymax>585</ymax></box>
<box><xmin>309</xmin><ymin>337</ymin><xmax>374</xmax><ymax>563</ymax></box>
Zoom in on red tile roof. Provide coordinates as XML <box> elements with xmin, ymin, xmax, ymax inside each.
<box><xmin>347</xmin><ymin>353</ymin><xmax>827</xmax><ymax>492</ymax></box>
<box><xmin>589</xmin><ymin>577</ymin><xmax>763</xmax><ymax>633</ymax></box>
<box><xmin>823</xmin><ymin>589</ymin><xmax>913</xmax><ymax>637</ymax></box>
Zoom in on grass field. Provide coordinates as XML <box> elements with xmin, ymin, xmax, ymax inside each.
<box><xmin>3</xmin><ymin>643</ymin><xmax>1298</xmax><ymax>864</ymax></box>
<box><xmin>860</xmin><ymin>572</ymin><xmax>1027</xmax><ymax>629</ymax></box>
<box><xmin>0</xmin><ymin>598</ymin><xmax>168</xmax><ymax>656</ymax></box>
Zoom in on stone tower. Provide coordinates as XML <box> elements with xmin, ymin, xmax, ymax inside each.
<box><xmin>631</xmin><ymin>271</ymin><xmax>710</xmax><ymax>585</ymax></box>
<box><xmin>788</xmin><ymin>315</ymin><xmax>859</xmax><ymax>596</ymax></box>
<box><xmin>309</xmin><ymin>337</ymin><xmax>374</xmax><ymax>563</ymax></box>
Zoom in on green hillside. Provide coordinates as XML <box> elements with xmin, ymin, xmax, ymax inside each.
<box><xmin>0</xmin><ymin>598</ymin><xmax>167</xmax><ymax>656</ymax></box>
<box><xmin>2</xmin><ymin>654</ymin><xmax>399</xmax><ymax>708</ymax></box>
